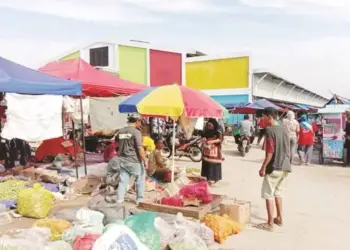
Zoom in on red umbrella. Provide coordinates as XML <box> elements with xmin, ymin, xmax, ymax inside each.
<box><xmin>39</xmin><ymin>58</ymin><xmax>147</xmax><ymax>97</ymax></box>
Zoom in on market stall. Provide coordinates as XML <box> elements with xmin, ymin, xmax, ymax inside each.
<box><xmin>40</xmin><ymin>59</ymin><xmax>148</xmax><ymax>173</ymax></box>
<box><xmin>317</xmin><ymin>105</ymin><xmax>350</xmax><ymax>165</ymax></box>
<box><xmin>0</xmin><ymin>56</ymin><xmax>82</xmax><ymax>175</ymax></box>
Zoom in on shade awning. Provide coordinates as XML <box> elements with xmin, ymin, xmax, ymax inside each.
<box><xmin>39</xmin><ymin>58</ymin><xmax>147</xmax><ymax>97</ymax></box>
<box><xmin>0</xmin><ymin>56</ymin><xmax>82</xmax><ymax>95</ymax></box>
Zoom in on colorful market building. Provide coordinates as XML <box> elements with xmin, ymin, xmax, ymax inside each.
<box><xmin>56</xmin><ymin>41</ymin><xmax>186</xmax><ymax>87</ymax></box>
<box><xmin>53</xmin><ymin>41</ymin><xmax>328</xmax><ymax>124</ymax></box>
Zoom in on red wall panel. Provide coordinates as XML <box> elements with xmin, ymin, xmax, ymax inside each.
<box><xmin>149</xmin><ymin>49</ymin><xmax>182</xmax><ymax>86</ymax></box>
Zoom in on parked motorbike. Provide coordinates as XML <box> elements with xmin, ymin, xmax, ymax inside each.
<box><xmin>238</xmin><ymin>135</ymin><xmax>251</xmax><ymax>157</ymax></box>
<box><xmin>163</xmin><ymin>129</ymin><xmax>202</xmax><ymax>162</ymax></box>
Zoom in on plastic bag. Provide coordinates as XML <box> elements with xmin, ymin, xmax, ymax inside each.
<box><xmin>200</xmin><ymin>214</ymin><xmax>242</xmax><ymax>244</ymax></box>
<box><xmin>124</xmin><ymin>212</ymin><xmax>161</xmax><ymax>250</ymax></box>
<box><xmin>154</xmin><ymin>217</ymin><xmax>176</xmax><ymax>250</ymax></box>
<box><xmin>73</xmin><ymin>233</ymin><xmax>100</xmax><ymax>250</ymax></box>
<box><xmin>179</xmin><ymin>182</ymin><xmax>213</xmax><ymax>204</ymax></box>
<box><xmin>0</xmin><ymin>227</ymin><xmax>50</xmax><ymax>250</ymax></box>
<box><xmin>89</xmin><ymin>199</ymin><xmax>126</xmax><ymax>225</ymax></box>
<box><xmin>92</xmin><ymin>224</ymin><xmax>148</xmax><ymax>250</ymax></box>
<box><xmin>51</xmin><ymin>208</ymin><xmax>81</xmax><ymax>222</ymax></box>
<box><xmin>33</xmin><ymin>218</ymin><xmax>72</xmax><ymax>241</ymax></box>
<box><xmin>16</xmin><ymin>227</ymin><xmax>51</xmax><ymax>244</ymax></box>
<box><xmin>62</xmin><ymin>223</ymin><xmax>104</xmax><ymax>245</ymax></box>
<box><xmin>169</xmin><ymin>229</ymin><xmax>207</xmax><ymax>250</ymax></box>
<box><xmin>17</xmin><ymin>183</ymin><xmax>54</xmax><ymax>219</ymax></box>
<box><xmin>103</xmin><ymin>220</ymin><xmax>125</xmax><ymax>233</ymax></box>
<box><xmin>174</xmin><ymin>213</ymin><xmax>214</xmax><ymax>247</ymax></box>
<box><xmin>45</xmin><ymin>241</ymin><xmax>73</xmax><ymax>250</ymax></box>
<box><xmin>161</xmin><ymin>196</ymin><xmax>183</xmax><ymax>207</ymax></box>
<box><xmin>0</xmin><ymin>238</ymin><xmax>44</xmax><ymax>250</ymax></box>
<box><xmin>76</xmin><ymin>208</ymin><xmax>104</xmax><ymax>226</ymax></box>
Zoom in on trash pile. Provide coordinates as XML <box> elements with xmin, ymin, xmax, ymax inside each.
<box><xmin>0</xmin><ymin>203</ymin><xmax>241</xmax><ymax>250</ymax></box>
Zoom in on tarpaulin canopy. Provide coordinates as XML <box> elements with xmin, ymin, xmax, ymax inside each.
<box><xmin>249</xmin><ymin>99</ymin><xmax>282</xmax><ymax>110</ymax></box>
<box><xmin>325</xmin><ymin>94</ymin><xmax>350</xmax><ymax>105</ymax></box>
<box><xmin>40</xmin><ymin>58</ymin><xmax>147</xmax><ymax>97</ymax></box>
<box><xmin>0</xmin><ymin>56</ymin><xmax>82</xmax><ymax>95</ymax></box>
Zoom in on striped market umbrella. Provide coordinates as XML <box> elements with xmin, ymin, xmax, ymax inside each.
<box><xmin>118</xmin><ymin>84</ymin><xmax>224</xmax><ymax>118</ymax></box>
<box><xmin>119</xmin><ymin>84</ymin><xmax>224</xmax><ymax>182</ymax></box>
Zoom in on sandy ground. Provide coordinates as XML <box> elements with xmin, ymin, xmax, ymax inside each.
<box><xmin>200</xmin><ymin>141</ymin><xmax>350</xmax><ymax>250</ymax></box>
<box><xmin>2</xmin><ymin>140</ymin><xmax>350</xmax><ymax>250</ymax></box>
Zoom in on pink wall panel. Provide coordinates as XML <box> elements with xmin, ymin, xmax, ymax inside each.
<box><xmin>149</xmin><ymin>49</ymin><xmax>182</xmax><ymax>86</ymax></box>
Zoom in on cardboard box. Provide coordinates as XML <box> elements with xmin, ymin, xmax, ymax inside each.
<box><xmin>220</xmin><ymin>199</ymin><xmax>251</xmax><ymax>225</ymax></box>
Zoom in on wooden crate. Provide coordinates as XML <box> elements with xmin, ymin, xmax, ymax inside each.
<box><xmin>138</xmin><ymin>194</ymin><xmax>224</xmax><ymax>219</ymax></box>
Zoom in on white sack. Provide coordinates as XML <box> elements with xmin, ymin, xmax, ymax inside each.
<box><xmin>1</xmin><ymin>94</ymin><xmax>63</xmax><ymax>141</ymax></box>
<box><xmin>89</xmin><ymin>96</ymin><xmax>128</xmax><ymax>132</ymax></box>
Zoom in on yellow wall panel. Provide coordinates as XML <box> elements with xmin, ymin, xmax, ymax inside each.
<box><xmin>59</xmin><ymin>51</ymin><xmax>80</xmax><ymax>61</ymax></box>
<box><xmin>186</xmin><ymin>56</ymin><xmax>249</xmax><ymax>90</ymax></box>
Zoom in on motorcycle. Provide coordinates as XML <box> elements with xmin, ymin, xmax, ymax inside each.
<box><xmin>163</xmin><ymin>129</ymin><xmax>203</xmax><ymax>162</ymax></box>
<box><xmin>238</xmin><ymin>135</ymin><xmax>251</xmax><ymax>157</ymax></box>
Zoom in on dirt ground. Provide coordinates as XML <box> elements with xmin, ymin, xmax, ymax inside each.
<box><xmin>1</xmin><ymin>141</ymin><xmax>350</xmax><ymax>250</ymax></box>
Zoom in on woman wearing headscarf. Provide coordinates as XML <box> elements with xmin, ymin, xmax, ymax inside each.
<box><xmin>283</xmin><ymin>110</ymin><xmax>300</xmax><ymax>164</ymax></box>
<box><xmin>201</xmin><ymin>118</ymin><xmax>223</xmax><ymax>186</ymax></box>
<box><xmin>297</xmin><ymin>114</ymin><xmax>314</xmax><ymax>165</ymax></box>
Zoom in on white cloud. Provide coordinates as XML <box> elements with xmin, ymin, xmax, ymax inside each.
<box><xmin>0</xmin><ymin>38</ymin><xmax>80</xmax><ymax>69</ymax></box>
<box><xmin>239</xmin><ymin>0</ymin><xmax>350</xmax><ymax>21</ymax></box>
<box><xmin>0</xmin><ymin>0</ymin><xmax>160</xmax><ymax>23</ymax></box>
<box><xmin>122</xmin><ymin>0</ymin><xmax>232</xmax><ymax>13</ymax></box>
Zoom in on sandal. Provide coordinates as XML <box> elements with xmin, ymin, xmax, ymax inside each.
<box><xmin>254</xmin><ymin>223</ymin><xmax>274</xmax><ymax>232</ymax></box>
<box><xmin>273</xmin><ymin>218</ymin><xmax>283</xmax><ymax>226</ymax></box>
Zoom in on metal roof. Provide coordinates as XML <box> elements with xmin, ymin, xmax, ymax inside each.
<box><xmin>253</xmin><ymin>69</ymin><xmax>328</xmax><ymax>102</ymax></box>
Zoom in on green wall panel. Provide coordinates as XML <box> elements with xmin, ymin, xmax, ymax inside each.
<box><xmin>59</xmin><ymin>51</ymin><xmax>80</xmax><ymax>61</ymax></box>
<box><xmin>118</xmin><ymin>45</ymin><xmax>147</xmax><ymax>85</ymax></box>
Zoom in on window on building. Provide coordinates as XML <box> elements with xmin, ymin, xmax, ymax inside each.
<box><xmin>90</xmin><ymin>46</ymin><xmax>109</xmax><ymax>67</ymax></box>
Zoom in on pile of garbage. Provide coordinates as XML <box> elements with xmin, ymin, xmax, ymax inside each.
<box><xmin>0</xmin><ymin>203</ymin><xmax>242</xmax><ymax>250</ymax></box>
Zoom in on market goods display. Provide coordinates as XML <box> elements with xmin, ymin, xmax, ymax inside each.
<box><xmin>154</xmin><ymin>217</ymin><xmax>176</xmax><ymax>250</ymax></box>
<box><xmin>200</xmin><ymin>214</ymin><xmax>242</xmax><ymax>244</ymax></box>
<box><xmin>33</xmin><ymin>218</ymin><xmax>72</xmax><ymax>241</ymax></box>
<box><xmin>0</xmin><ymin>180</ymin><xmax>28</xmax><ymax>201</ymax></box>
<box><xmin>17</xmin><ymin>183</ymin><xmax>54</xmax><ymax>219</ymax></box>
<box><xmin>169</xmin><ymin>229</ymin><xmax>207</xmax><ymax>250</ymax></box>
<box><xmin>174</xmin><ymin>213</ymin><xmax>214</xmax><ymax>247</ymax></box>
<box><xmin>124</xmin><ymin>212</ymin><xmax>161</xmax><ymax>250</ymax></box>
<box><xmin>73</xmin><ymin>233</ymin><xmax>100</xmax><ymax>250</ymax></box>
<box><xmin>161</xmin><ymin>196</ymin><xmax>184</xmax><ymax>207</ymax></box>
<box><xmin>179</xmin><ymin>181</ymin><xmax>213</xmax><ymax>204</ymax></box>
<box><xmin>45</xmin><ymin>241</ymin><xmax>73</xmax><ymax>250</ymax></box>
<box><xmin>185</xmin><ymin>168</ymin><xmax>200</xmax><ymax>174</ymax></box>
<box><xmin>92</xmin><ymin>225</ymin><xmax>148</xmax><ymax>250</ymax></box>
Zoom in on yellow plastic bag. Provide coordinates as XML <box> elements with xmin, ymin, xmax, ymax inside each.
<box><xmin>17</xmin><ymin>183</ymin><xmax>54</xmax><ymax>219</ymax></box>
<box><xmin>33</xmin><ymin>218</ymin><xmax>72</xmax><ymax>241</ymax></box>
<box><xmin>200</xmin><ymin>214</ymin><xmax>242</xmax><ymax>244</ymax></box>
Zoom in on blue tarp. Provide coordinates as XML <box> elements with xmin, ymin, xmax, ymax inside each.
<box><xmin>222</xmin><ymin>102</ymin><xmax>247</xmax><ymax>109</ymax></box>
<box><xmin>326</xmin><ymin>95</ymin><xmax>350</xmax><ymax>105</ymax></box>
<box><xmin>295</xmin><ymin>104</ymin><xmax>310</xmax><ymax>110</ymax></box>
<box><xmin>0</xmin><ymin>57</ymin><xmax>82</xmax><ymax>95</ymax></box>
<box><xmin>248</xmin><ymin>99</ymin><xmax>281</xmax><ymax>110</ymax></box>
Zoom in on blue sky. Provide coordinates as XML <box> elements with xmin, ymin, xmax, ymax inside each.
<box><xmin>1</xmin><ymin>0</ymin><xmax>350</xmax><ymax>97</ymax></box>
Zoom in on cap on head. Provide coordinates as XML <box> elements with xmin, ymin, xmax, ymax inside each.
<box><xmin>263</xmin><ymin>107</ymin><xmax>278</xmax><ymax>120</ymax></box>
<box><xmin>127</xmin><ymin>113</ymin><xmax>141</xmax><ymax>123</ymax></box>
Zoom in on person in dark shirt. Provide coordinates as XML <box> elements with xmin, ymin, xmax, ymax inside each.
<box><xmin>116</xmin><ymin>113</ymin><xmax>147</xmax><ymax>204</ymax></box>
<box><xmin>255</xmin><ymin>107</ymin><xmax>291</xmax><ymax>232</ymax></box>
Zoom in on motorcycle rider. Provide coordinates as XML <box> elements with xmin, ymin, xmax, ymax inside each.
<box><xmin>238</xmin><ymin>115</ymin><xmax>254</xmax><ymax>147</ymax></box>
